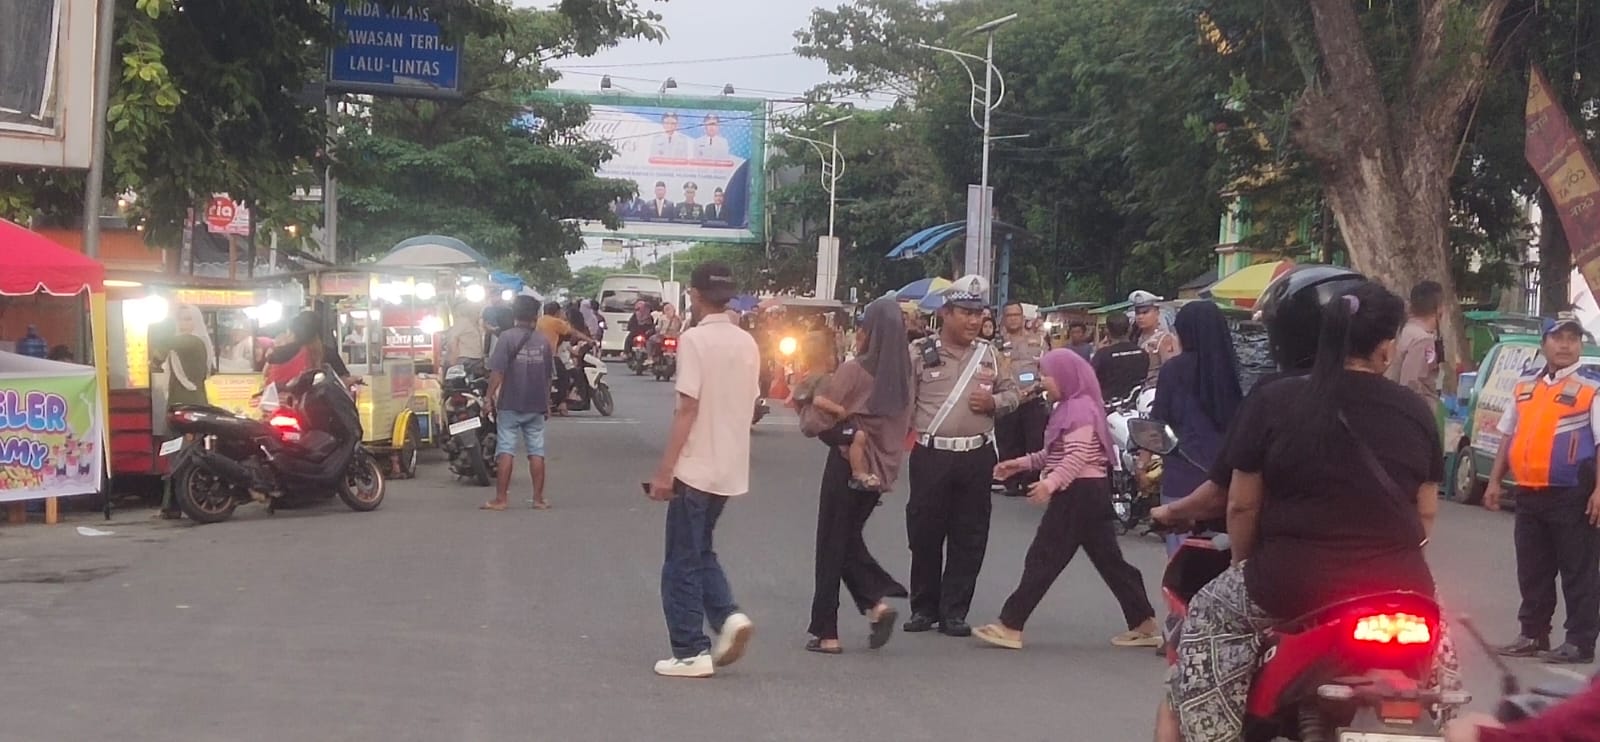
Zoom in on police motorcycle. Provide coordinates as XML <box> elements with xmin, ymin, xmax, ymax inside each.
<box><xmin>1106</xmin><ymin>384</ymin><xmax>1160</xmax><ymax>533</ymax></box>
<box><xmin>441</xmin><ymin>361</ymin><xmax>497</xmax><ymax>487</ymax></box>
<box><xmin>162</xmin><ymin>366</ymin><xmax>386</xmax><ymax>524</ymax></box>
<box><xmin>554</xmin><ymin>340</ymin><xmax>615</xmax><ymax>416</ymax></box>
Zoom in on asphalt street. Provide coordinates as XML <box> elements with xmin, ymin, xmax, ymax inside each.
<box><xmin>0</xmin><ymin>370</ymin><xmax>1587</xmax><ymax>741</ymax></box>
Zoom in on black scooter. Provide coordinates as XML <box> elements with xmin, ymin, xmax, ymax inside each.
<box><xmin>163</xmin><ymin>366</ymin><xmax>385</xmax><ymax>524</ymax></box>
<box><xmin>441</xmin><ymin>362</ymin><xmax>497</xmax><ymax>486</ymax></box>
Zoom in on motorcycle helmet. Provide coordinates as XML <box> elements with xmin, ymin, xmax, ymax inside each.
<box><xmin>1255</xmin><ymin>265</ymin><xmax>1369</xmax><ymax>370</ymax></box>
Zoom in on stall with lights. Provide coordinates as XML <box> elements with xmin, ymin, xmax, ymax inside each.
<box><xmin>102</xmin><ymin>273</ymin><xmax>305</xmax><ymax>479</ymax></box>
<box><xmin>312</xmin><ymin>266</ymin><xmax>474</xmax><ymax>478</ymax></box>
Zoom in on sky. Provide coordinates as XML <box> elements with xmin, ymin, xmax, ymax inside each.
<box><xmin>518</xmin><ymin>0</ymin><xmax>847</xmax><ymax>270</ymax></box>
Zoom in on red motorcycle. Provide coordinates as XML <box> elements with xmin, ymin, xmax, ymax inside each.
<box><xmin>1133</xmin><ymin>420</ymin><xmax>1469</xmax><ymax>741</ymax></box>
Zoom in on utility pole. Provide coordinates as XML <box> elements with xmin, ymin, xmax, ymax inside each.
<box><xmin>787</xmin><ymin>115</ymin><xmax>853</xmax><ymax>300</ymax></box>
<box><xmin>323</xmin><ymin>96</ymin><xmax>339</xmax><ymax>264</ymax></box>
<box><xmin>81</xmin><ymin>0</ymin><xmax>118</xmax><ymax>258</ymax></box>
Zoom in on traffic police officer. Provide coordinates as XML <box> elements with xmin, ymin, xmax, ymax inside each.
<box><xmin>1486</xmin><ymin>312</ymin><xmax>1600</xmax><ymax>664</ymax></box>
<box><xmin>904</xmin><ymin>275</ymin><xmax>1019</xmax><ymax>637</ymax></box>
<box><xmin>995</xmin><ymin>300</ymin><xmax>1048</xmax><ymax>497</ymax></box>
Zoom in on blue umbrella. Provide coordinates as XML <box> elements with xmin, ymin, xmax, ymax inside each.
<box><xmin>896</xmin><ymin>276</ymin><xmax>952</xmax><ymax>302</ymax></box>
<box><xmin>727</xmin><ymin>294</ymin><xmax>759</xmax><ymax>313</ymax></box>
<box><xmin>918</xmin><ymin>292</ymin><xmax>946</xmax><ymax>312</ymax></box>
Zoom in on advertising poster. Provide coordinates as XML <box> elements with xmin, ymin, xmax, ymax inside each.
<box><xmin>0</xmin><ymin>359</ymin><xmax>102</xmax><ymax>502</ymax></box>
<box><xmin>521</xmin><ymin>92</ymin><xmax>767</xmax><ymax>243</ymax></box>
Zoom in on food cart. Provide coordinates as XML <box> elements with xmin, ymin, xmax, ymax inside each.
<box><xmin>312</xmin><ymin>267</ymin><xmax>466</xmax><ymax>478</ymax></box>
<box><xmin>0</xmin><ymin>219</ymin><xmax>111</xmax><ymax>523</ymax></box>
<box><xmin>101</xmin><ymin>273</ymin><xmax>306</xmax><ymax>480</ymax></box>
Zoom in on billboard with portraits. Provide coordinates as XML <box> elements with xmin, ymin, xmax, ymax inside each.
<box><xmin>521</xmin><ymin>92</ymin><xmax>766</xmax><ymax>244</ymax></box>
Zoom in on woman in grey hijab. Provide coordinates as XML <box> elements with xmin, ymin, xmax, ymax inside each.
<box><xmin>799</xmin><ymin>296</ymin><xmax>914</xmax><ymax>654</ymax></box>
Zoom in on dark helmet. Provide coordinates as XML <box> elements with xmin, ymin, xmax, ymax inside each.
<box><xmin>1255</xmin><ymin>264</ymin><xmax>1369</xmax><ymax>370</ymax></box>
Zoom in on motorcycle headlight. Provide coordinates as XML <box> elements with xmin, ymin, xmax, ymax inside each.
<box><xmin>778</xmin><ymin>336</ymin><xmax>798</xmax><ymax>357</ymax></box>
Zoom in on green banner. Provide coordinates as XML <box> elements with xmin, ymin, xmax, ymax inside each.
<box><xmin>0</xmin><ymin>372</ymin><xmax>102</xmax><ymax>501</ymax></box>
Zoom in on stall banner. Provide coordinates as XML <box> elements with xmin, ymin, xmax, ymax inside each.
<box><xmin>519</xmin><ymin>92</ymin><xmax>766</xmax><ymax>244</ymax></box>
<box><xmin>0</xmin><ymin>370</ymin><xmax>102</xmax><ymax>501</ymax></box>
<box><xmin>1526</xmin><ymin>65</ymin><xmax>1600</xmax><ymax>296</ymax></box>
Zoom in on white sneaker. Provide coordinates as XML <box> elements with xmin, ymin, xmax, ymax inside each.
<box><xmin>712</xmin><ymin>613</ymin><xmax>754</xmax><ymax>667</ymax></box>
<box><xmin>653</xmin><ymin>652</ymin><xmax>714</xmax><ymax>678</ymax></box>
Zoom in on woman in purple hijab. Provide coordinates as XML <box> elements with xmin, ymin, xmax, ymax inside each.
<box><xmin>973</xmin><ymin>349</ymin><xmax>1158</xmax><ymax>650</ymax></box>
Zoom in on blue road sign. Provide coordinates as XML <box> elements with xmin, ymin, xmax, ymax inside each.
<box><xmin>327</xmin><ymin>1</ymin><xmax>461</xmax><ymax>99</ymax></box>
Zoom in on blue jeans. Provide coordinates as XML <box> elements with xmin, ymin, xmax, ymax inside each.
<box><xmin>661</xmin><ymin>481</ymin><xmax>739</xmax><ymax>659</ymax></box>
<box><xmin>495</xmin><ymin>409</ymin><xmax>546</xmax><ymax>458</ymax></box>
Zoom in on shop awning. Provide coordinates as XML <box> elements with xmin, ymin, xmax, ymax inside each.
<box><xmin>885</xmin><ymin>221</ymin><xmax>1031</xmax><ymax>260</ymax></box>
<box><xmin>376</xmin><ymin>235</ymin><xmax>493</xmax><ymax>268</ymax></box>
<box><xmin>1202</xmin><ymin>260</ymin><xmax>1295</xmax><ymax>308</ymax></box>
<box><xmin>0</xmin><ymin>218</ymin><xmax>104</xmax><ymax>296</ymax></box>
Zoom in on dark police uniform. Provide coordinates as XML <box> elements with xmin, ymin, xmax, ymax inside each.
<box><xmin>905</xmin><ymin>275</ymin><xmax>1019</xmax><ymax>635</ymax></box>
<box><xmin>994</xmin><ymin>327</ymin><xmax>1047</xmax><ymax>496</ymax></box>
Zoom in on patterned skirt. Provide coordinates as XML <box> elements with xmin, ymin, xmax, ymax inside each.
<box><xmin>1167</xmin><ymin>564</ymin><xmax>1461</xmax><ymax>742</ymax></box>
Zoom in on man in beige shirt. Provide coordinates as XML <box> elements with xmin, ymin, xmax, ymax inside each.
<box><xmin>904</xmin><ymin>275</ymin><xmax>1020</xmax><ymax>637</ymax></box>
<box><xmin>1387</xmin><ymin>280</ymin><xmax>1442</xmax><ymax>404</ymax></box>
<box><xmin>646</xmin><ymin>262</ymin><xmax>760</xmax><ymax>679</ymax></box>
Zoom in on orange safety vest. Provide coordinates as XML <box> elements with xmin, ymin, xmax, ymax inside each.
<box><xmin>1508</xmin><ymin>372</ymin><xmax>1600</xmax><ymax>488</ymax></box>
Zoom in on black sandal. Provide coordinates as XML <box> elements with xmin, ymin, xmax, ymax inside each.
<box><xmin>805</xmin><ymin>638</ymin><xmax>842</xmax><ymax>655</ymax></box>
<box><xmin>869</xmin><ymin>606</ymin><xmax>898</xmax><ymax>650</ymax></box>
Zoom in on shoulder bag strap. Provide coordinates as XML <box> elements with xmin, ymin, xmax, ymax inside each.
<box><xmin>926</xmin><ymin>344</ymin><xmax>990</xmax><ymax>437</ymax></box>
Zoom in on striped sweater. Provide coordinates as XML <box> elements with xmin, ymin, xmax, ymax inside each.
<box><xmin>1004</xmin><ymin>426</ymin><xmax>1108</xmax><ymax>494</ymax></box>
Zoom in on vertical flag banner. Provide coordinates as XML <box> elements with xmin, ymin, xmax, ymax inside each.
<box><xmin>1526</xmin><ymin>65</ymin><xmax>1600</xmax><ymax>294</ymax></box>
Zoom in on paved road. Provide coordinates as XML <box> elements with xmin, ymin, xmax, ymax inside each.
<box><xmin>0</xmin><ymin>371</ymin><xmax>1585</xmax><ymax>741</ymax></box>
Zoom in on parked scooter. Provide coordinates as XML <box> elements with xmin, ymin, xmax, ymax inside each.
<box><xmin>1139</xmin><ymin>419</ymin><xmax>1469</xmax><ymax>740</ymax></box>
<box><xmin>441</xmin><ymin>362</ymin><xmax>497</xmax><ymax>486</ymax></box>
<box><xmin>162</xmin><ymin>366</ymin><xmax>386</xmax><ymax>524</ymax></box>
<box><xmin>1106</xmin><ymin>385</ymin><xmax>1160</xmax><ymax>533</ymax></box>
<box><xmin>554</xmin><ymin>341</ymin><xmax>615</xmax><ymax>416</ymax></box>
<box><xmin>652</xmin><ymin>335</ymin><xmax>678</xmax><ymax>381</ymax></box>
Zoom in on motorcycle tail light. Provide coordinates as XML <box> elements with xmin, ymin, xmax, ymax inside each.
<box><xmin>1352</xmin><ymin>613</ymin><xmax>1432</xmax><ymax>645</ymax></box>
<box><xmin>1378</xmin><ymin>700</ymin><xmax>1423</xmax><ymax>722</ymax></box>
<box><xmin>268</xmin><ymin>413</ymin><xmax>302</xmax><ymax>433</ymax></box>
<box><xmin>663</xmin><ymin>337</ymin><xmax>677</xmax><ymax>349</ymax></box>
<box><xmin>169</xmin><ymin>410</ymin><xmax>200</xmax><ymax>425</ymax></box>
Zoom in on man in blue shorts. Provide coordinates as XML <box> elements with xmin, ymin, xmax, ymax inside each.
<box><xmin>484</xmin><ymin>295</ymin><xmax>554</xmax><ymax>510</ymax></box>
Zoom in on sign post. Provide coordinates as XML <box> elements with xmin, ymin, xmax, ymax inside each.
<box><xmin>326</xmin><ymin>1</ymin><xmax>462</xmax><ymax>99</ymax></box>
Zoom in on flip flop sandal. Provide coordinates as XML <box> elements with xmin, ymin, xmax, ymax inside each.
<box><xmin>974</xmin><ymin>624</ymin><xmax>1022</xmax><ymax>650</ymax></box>
<box><xmin>805</xmin><ymin>638</ymin><xmax>842</xmax><ymax>655</ymax></box>
<box><xmin>479</xmin><ymin>502</ymin><xmax>507</xmax><ymax>511</ymax></box>
<box><xmin>869</xmin><ymin>607</ymin><xmax>898</xmax><ymax>650</ymax></box>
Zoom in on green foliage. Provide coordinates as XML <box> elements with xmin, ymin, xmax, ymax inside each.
<box><xmin>336</xmin><ymin>3</ymin><xmax>662</xmax><ymax>273</ymax></box>
<box><xmin>792</xmin><ymin>0</ymin><xmax>1229</xmax><ymax>304</ymax></box>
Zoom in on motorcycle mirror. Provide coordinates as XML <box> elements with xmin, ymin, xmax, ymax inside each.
<box><xmin>1127</xmin><ymin>418</ymin><xmax>1178</xmax><ymax>455</ymax></box>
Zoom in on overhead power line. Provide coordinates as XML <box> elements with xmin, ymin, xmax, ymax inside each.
<box><xmin>550</xmin><ymin>52</ymin><xmax>799</xmax><ymax>69</ymax></box>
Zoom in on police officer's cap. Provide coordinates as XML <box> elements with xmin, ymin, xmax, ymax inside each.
<box><xmin>1544</xmin><ymin>312</ymin><xmax>1585</xmax><ymax>338</ymax></box>
<box><xmin>940</xmin><ymin>274</ymin><xmax>989</xmax><ymax>311</ymax></box>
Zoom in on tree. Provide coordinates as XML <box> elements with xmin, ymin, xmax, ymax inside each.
<box><xmin>2</xmin><ymin>0</ymin><xmax>658</xmax><ymax>256</ymax></box>
<box><xmin>1194</xmin><ymin>0</ymin><xmax>1600</xmax><ymax>369</ymax></box>
<box><xmin>334</xmin><ymin>4</ymin><xmax>662</xmax><ymax>272</ymax></box>
<box><xmin>794</xmin><ymin>0</ymin><xmax>1230</xmax><ymax>304</ymax></box>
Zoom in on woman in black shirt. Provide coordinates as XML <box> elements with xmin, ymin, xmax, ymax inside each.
<box><xmin>1166</xmin><ymin>282</ymin><xmax>1460</xmax><ymax>742</ymax></box>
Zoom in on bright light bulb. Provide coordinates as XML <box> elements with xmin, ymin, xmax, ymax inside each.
<box><xmin>415</xmin><ymin>282</ymin><xmax>437</xmax><ymax>301</ymax></box>
<box><xmin>500</xmin><ymin>289</ymin><xmax>514</xmax><ymax>302</ymax></box>
<box><xmin>420</xmin><ymin>315</ymin><xmax>444</xmax><ymax>335</ymax></box>
<box><xmin>463</xmin><ymin>284</ymin><xmax>487</xmax><ymax>303</ymax></box>
<box><xmin>143</xmin><ymin>295</ymin><xmax>169</xmax><ymax>324</ymax></box>
<box><xmin>256</xmin><ymin>300</ymin><xmax>284</xmax><ymax>325</ymax></box>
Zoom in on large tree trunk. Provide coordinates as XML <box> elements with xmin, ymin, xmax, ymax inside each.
<box><xmin>1294</xmin><ymin>0</ymin><xmax>1512</xmax><ymax>386</ymax></box>
<box><xmin>1538</xmin><ymin>188</ymin><xmax>1571</xmax><ymax>314</ymax></box>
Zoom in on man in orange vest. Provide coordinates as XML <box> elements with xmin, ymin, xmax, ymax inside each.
<box><xmin>1486</xmin><ymin>312</ymin><xmax>1600</xmax><ymax>665</ymax></box>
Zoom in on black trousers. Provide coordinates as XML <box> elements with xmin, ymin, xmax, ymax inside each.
<box><xmin>998</xmin><ymin>477</ymin><xmax>1155</xmax><ymax>631</ymax></box>
<box><xmin>1514</xmin><ymin>486</ymin><xmax>1600</xmax><ymax>651</ymax></box>
<box><xmin>996</xmin><ymin>399</ymin><xmax>1049</xmax><ymax>490</ymax></box>
<box><xmin>907</xmin><ymin>443</ymin><xmax>997</xmax><ymax>622</ymax></box>
<box><xmin>809</xmin><ymin>448</ymin><xmax>907</xmax><ymax>640</ymax></box>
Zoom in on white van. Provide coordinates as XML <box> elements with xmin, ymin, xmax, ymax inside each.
<box><xmin>597</xmin><ymin>274</ymin><xmax>664</xmax><ymax>356</ymax></box>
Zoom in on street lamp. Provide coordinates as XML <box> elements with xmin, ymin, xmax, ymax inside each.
<box><xmin>918</xmin><ymin>12</ymin><xmax>1018</xmax><ymax>296</ymax></box>
<box><xmin>785</xmin><ymin>115</ymin><xmax>855</xmax><ymax>299</ymax></box>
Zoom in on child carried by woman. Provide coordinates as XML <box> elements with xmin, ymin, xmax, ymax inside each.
<box><xmin>790</xmin><ymin>331</ymin><xmax>879</xmax><ymax>490</ymax></box>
